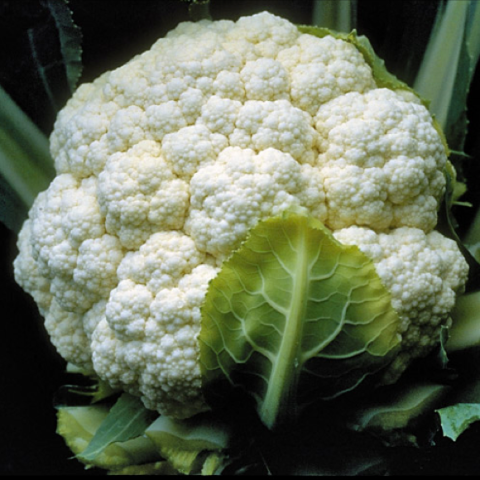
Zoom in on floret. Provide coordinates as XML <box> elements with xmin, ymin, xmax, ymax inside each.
<box><xmin>333</xmin><ymin>226</ymin><xmax>469</xmax><ymax>382</ymax></box>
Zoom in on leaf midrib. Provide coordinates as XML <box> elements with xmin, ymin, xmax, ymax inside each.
<box><xmin>260</xmin><ymin>223</ymin><xmax>310</xmax><ymax>429</ymax></box>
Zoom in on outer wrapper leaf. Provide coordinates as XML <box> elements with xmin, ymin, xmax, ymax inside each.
<box><xmin>56</xmin><ymin>403</ymin><xmax>161</xmax><ymax>471</ymax></box>
<box><xmin>78</xmin><ymin>393</ymin><xmax>157</xmax><ymax>463</ymax></box>
<box><xmin>200</xmin><ymin>210</ymin><xmax>401</xmax><ymax>430</ymax></box>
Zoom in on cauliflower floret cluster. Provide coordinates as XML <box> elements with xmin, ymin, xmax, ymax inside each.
<box><xmin>333</xmin><ymin>226</ymin><xmax>468</xmax><ymax>383</ymax></box>
<box><xmin>14</xmin><ymin>12</ymin><xmax>468</xmax><ymax>419</ymax></box>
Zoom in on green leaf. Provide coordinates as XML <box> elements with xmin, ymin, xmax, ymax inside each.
<box><xmin>351</xmin><ymin>382</ymin><xmax>450</xmax><ymax>437</ymax></box>
<box><xmin>47</xmin><ymin>0</ymin><xmax>83</xmax><ymax>93</ymax></box>
<box><xmin>311</xmin><ymin>0</ymin><xmax>357</xmax><ymax>32</ymax></box>
<box><xmin>0</xmin><ymin>172</ymin><xmax>27</xmax><ymax>233</ymax></box>
<box><xmin>64</xmin><ymin>380</ymin><xmax>120</xmax><ymax>405</ymax></box>
<box><xmin>437</xmin><ymin>162</ymin><xmax>480</xmax><ymax>292</ymax></box>
<box><xmin>199</xmin><ymin>209</ymin><xmax>401</xmax><ymax>430</ymax></box>
<box><xmin>107</xmin><ymin>461</ymin><xmax>179</xmax><ymax>476</ymax></box>
<box><xmin>0</xmin><ymin>0</ymin><xmax>83</xmax><ymax>134</ymax></box>
<box><xmin>78</xmin><ymin>393</ymin><xmax>158</xmax><ymax>463</ymax></box>
<box><xmin>0</xmin><ymin>84</ymin><xmax>55</xmax><ymax>230</ymax></box>
<box><xmin>56</xmin><ymin>403</ymin><xmax>160</xmax><ymax>470</ymax></box>
<box><xmin>436</xmin><ymin>403</ymin><xmax>480</xmax><ymax>441</ymax></box>
<box><xmin>62</xmin><ymin>363</ymin><xmax>121</xmax><ymax>403</ymax></box>
<box><xmin>23</xmin><ymin>0</ymin><xmax>82</xmax><ymax>112</ymax></box>
<box><xmin>145</xmin><ymin>413</ymin><xmax>230</xmax><ymax>475</ymax></box>
<box><xmin>448</xmin><ymin>291</ymin><xmax>480</xmax><ymax>352</ymax></box>
<box><xmin>413</xmin><ymin>0</ymin><xmax>480</xmax><ymax>151</ymax></box>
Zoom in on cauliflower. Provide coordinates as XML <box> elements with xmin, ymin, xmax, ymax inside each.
<box><xmin>14</xmin><ymin>11</ymin><xmax>468</xmax><ymax>420</ymax></box>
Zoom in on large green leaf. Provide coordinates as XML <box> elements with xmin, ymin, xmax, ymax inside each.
<box><xmin>199</xmin><ymin>210</ymin><xmax>401</xmax><ymax>430</ymax></box>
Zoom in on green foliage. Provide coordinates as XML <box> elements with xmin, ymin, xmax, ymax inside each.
<box><xmin>437</xmin><ymin>162</ymin><xmax>480</xmax><ymax>292</ymax></box>
<box><xmin>77</xmin><ymin>393</ymin><xmax>158</xmax><ymax>463</ymax></box>
<box><xmin>0</xmin><ymin>0</ymin><xmax>84</xmax><ymax>130</ymax></box>
<box><xmin>414</xmin><ymin>0</ymin><xmax>480</xmax><ymax>151</ymax></box>
<box><xmin>0</xmin><ymin>85</ymin><xmax>55</xmax><ymax>231</ymax></box>
<box><xmin>145</xmin><ymin>413</ymin><xmax>231</xmax><ymax>475</ymax></box>
<box><xmin>311</xmin><ymin>0</ymin><xmax>356</xmax><ymax>33</ymax></box>
<box><xmin>56</xmin><ymin>403</ymin><xmax>161</xmax><ymax>471</ymax></box>
<box><xmin>436</xmin><ymin>403</ymin><xmax>480</xmax><ymax>441</ymax></box>
<box><xmin>351</xmin><ymin>382</ymin><xmax>451</xmax><ymax>445</ymax></box>
<box><xmin>200</xmin><ymin>209</ymin><xmax>400</xmax><ymax>430</ymax></box>
<box><xmin>47</xmin><ymin>0</ymin><xmax>83</xmax><ymax>93</ymax></box>
<box><xmin>449</xmin><ymin>292</ymin><xmax>480</xmax><ymax>352</ymax></box>
<box><xmin>0</xmin><ymin>0</ymin><xmax>82</xmax><ymax>232</ymax></box>
<box><xmin>437</xmin><ymin>403</ymin><xmax>480</xmax><ymax>441</ymax></box>
<box><xmin>55</xmin><ymin>377</ymin><xmax>232</xmax><ymax>474</ymax></box>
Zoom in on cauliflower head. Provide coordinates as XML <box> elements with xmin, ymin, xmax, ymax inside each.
<box><xmin>14</xmin><ymin>12</ymin><xmax>468</xmax><ymax>419</ymax></box>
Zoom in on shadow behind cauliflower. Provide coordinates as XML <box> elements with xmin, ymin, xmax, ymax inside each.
<box><xmin>14</xmin><ymin>12</ymin><xmax>468</xmax><ymax>419</ymax></box>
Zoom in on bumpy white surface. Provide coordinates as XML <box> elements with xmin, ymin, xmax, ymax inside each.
<box><xmin>14</xmin><ymin>12</ymin><xmax>468</xmax><ymax>418</ymax></box>
<box><xmin>333</xmin><ymin>226</ymin><xmax>468</xmax><ymax>383</ymax></box>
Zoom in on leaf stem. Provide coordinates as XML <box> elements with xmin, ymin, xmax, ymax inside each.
<box><xmin>260</xmin><ymin>222</ymin><xmax>309</xmax><ymax>429</ymax></box>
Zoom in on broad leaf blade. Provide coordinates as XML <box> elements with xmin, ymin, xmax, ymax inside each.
<box><xmin>200</xmin><ymin>210</ymin><xmax>401</xmax><ymax>430</ymax></box>
<box><xmin>78</xmin><ymin>393</ymin><xmax>157</xmax><ymax>462</ymax></box>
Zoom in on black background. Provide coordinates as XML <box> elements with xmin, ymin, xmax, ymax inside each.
<box><xmin>1</xmin><ymin>0</ymin><xmax>480</xmax><ymax>475</ymax></box>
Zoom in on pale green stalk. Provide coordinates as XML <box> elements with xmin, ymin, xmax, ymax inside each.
<box><xmin>312</xmin><ymin>0</ymin><xmax>356</xmax><ymax>32</ymax></box>
<box><xmin>461</xmin><ymin>2</ymin><xmax>480</xmax><ymax>246</ymax></box>
<box><xmin>0</xmin><ymin>85</ymin><xmax>54</xmax><ymax>210</ymax></box>
<box><xmin>467</xmin><ymin>1</ymin><xmax>480</xmax><ymax>65</ymax></box>
<box><xmin>414</xmin><ymin>0</ymin><xmax>480</xmax><ymax>130</ymax></box>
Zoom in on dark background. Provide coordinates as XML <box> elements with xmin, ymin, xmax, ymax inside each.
<box><xmin>1</xmin><ymin>0</ymin><xmax>480</xmax><ymax>475</ymax></box>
